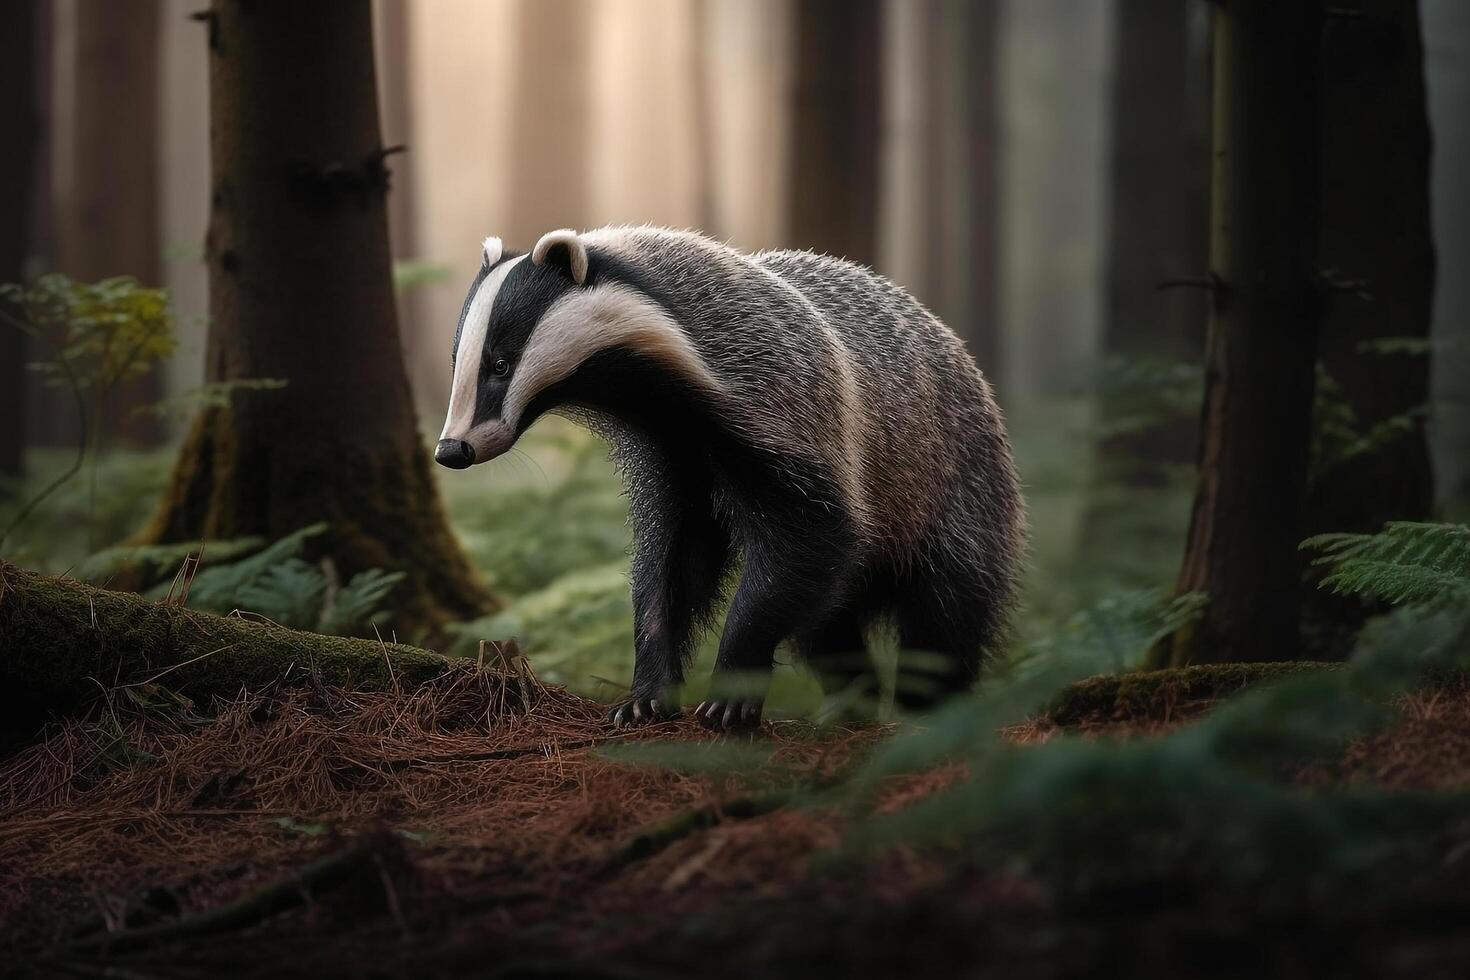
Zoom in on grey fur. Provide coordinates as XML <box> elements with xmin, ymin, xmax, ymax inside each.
<box><xmin>446</xmin><ymin>224</ymin><xmax>1026</xmax><ymax>721</ymax></box>
<box><xmin>581</xmin><ymin>226</ymin><xmax>1025</xmax><ymax>633</ymax></box>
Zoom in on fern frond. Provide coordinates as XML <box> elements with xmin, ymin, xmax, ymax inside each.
<box><xmin>236</xmin><ymin>558</ymin><xmax>327</xmax><ymax>629</ymax></box>
<box><xmin>1302</xmin><ymin>522</ymin><xmax>1470</xmax><ymax>606</ymax></box>
<box><xmin>162</xmin><ymin>522</ymin><xmax>328</xmax><ymax>613</ymax></box>
<box><xmin>320</xmin><ymin>568</ymin><xmax>406</xmax><ymax>635</ymax></box>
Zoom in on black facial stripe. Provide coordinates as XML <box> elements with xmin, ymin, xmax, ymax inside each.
<box><xmin>451</xmin><ymin>250</ymin><xmax>525</xmax><ymax>366</ymax></box>
<box><xmin>583</xmin><ymin>249</ymin><xmax>683</xmax><ymax>323</ymax></box>
<box><xmin>470</xmin><ymin>256</ymin><xmax>577</xmax><ymax>427</ymax></box>
<box><xmin>450</xmin><ymin>264</ymin><xmax>488</xmax><ymax>365</ymax></box>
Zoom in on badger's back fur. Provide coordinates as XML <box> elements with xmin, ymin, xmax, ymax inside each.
<box><xmin>438</xmin><ymin>225</ymin><xmax>1025</xmax><ymax>727</ymax></box>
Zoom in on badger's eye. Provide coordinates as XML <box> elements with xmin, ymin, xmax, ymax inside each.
<box><xmin>492</xmin><ymin>358</ymin><xmax>510</xmax><ymax>377</ymax></box>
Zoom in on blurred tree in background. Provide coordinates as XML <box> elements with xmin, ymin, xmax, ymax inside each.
<box><xmin>1155</xmin><ymin>0</ymin><xmax>1438</xmax><ymax>668</ymax></box>
<box><xmin>131</xmin><ymin>0</ymin><xmax>493</xmax><ymax>640</ymax></box>
<box><xmin>0</xmin><ymin>0</ymin><xmax>42</xmax><ymax>487</ymax></box>
<box><xmin>789</xmin><ymin>0</ymin><xmax>881</xmax><ymax>266</ymax></box>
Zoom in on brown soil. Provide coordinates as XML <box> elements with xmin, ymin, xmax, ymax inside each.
<box><xmin>3</xmin><ymin>666</ymin><xmax>1470</xmax><ymax>980</ymax></box>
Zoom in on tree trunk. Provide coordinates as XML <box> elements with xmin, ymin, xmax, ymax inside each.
<box><xmin>1089</xmin><ymin>0</ymin><xmax>1209</xmax><ymax>488</ymax></box>
<box><xmin>1150</xmin><ymin>1</ymin><xmax>1323</xmax><ymax>668</ymax></box>
<box><xmin>1300</xmin><ymin>0</ymin><xmax>1436</xmax><ymax>657</ymax></box>
<box><xmin>133</xmin><ymin>0</ymin><xmax>493</xmax><ymax>641</ymax></box>
<box><xmin>788</xmin><ymin>0</ymin><xmax>881</xmax><ymax>265</ymax></box>
<box><xmin>1425</xmin><ymin>0</ymin><xmax>1470</xmax><ymax>519</ymax></box>
<box><xmin>924</xmin><ymin>0</ymin><xmax>1000</xmax><ymax>374</ymax></box>
<box><xmin>57</xmin><ymin>0</ymin><xmax>164</xmax><ymax>447</ymax></box>
<box><xmin>0</xmin><ymin>0</ymin><xmax>42</xmax><ymax>485</ymax></box>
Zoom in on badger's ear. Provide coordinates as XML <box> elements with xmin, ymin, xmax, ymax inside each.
<box><xmin>481</xmin><ymin>236</ymin><xmax>503</xmax><ymax>269</ymax></box>
<box><xmin>531</xmin><ymin>229</ymin><xmax>589</xmax><ymax>285</ymax></box>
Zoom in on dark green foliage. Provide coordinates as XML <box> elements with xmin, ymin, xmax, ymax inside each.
<box><xmin>138</xmin><ymin>523</ymin><xmax>405</xmax><ymax>635</ymax></box>
<box><xmin>77</xmin><ymin>534</ymin><xmax>265</xmax><ymax>584</ymax></box>
<box><xmin>1089</xmin><ymin>355</ymin><xmax>1201</xmax><ymax>442</ymax></box>
<box><xmin>1310</xmin><ymin>364</ymin><xmax>1428</xmax><ymax>486</ymax></box>
<box><xmin>1017</xmin><ymin>588</ymin><xmax>1206</xmax><ymax>677</ymax></box>
<box><xmin>444</xmin><ymin>423</ymin><xmax>632</xmax><ymax>596</ymax></box>
<box><xmin>1302</xmin><ymin>521</ymin><xmax>1470</xmax><ymax>607</ymax></box>
<box><xmin>0</xmin><ymin>448</ymin><xmax>174</xmax><ymax>569</ymax></box>
<box><xmin>0</xmin><ymin>274</ymin><xmax>175</xmax><ymax>393</ymax></box>
<box><xmin>841</xmin><ymin>601</ymin><xmax>1470</xmax><ymax>902</ymax></box>
<box><xmin>0</xmin><ymin>562</ymin><xmax>453</xmax><ymax>741</ymax></box>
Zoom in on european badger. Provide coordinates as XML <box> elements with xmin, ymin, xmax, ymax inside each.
<box><xmin>435</xmin><ymin>226</ymin><xmax>1024</xmax><ymax>730</ymax></box>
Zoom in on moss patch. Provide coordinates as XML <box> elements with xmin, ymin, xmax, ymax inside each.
<box><xmin>0</xmin><ymin>561</ymin><xmax>455</xmax><ymax>743</ymax></box>
<box><xmin>1047</xmin><ymin>661</ymin><xmax>1340</xmax><ymax>727</ymax></box>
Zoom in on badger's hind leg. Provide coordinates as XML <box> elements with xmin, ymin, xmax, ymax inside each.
<box><xmin>892</xmin><ymin>576</ymin><xmax>996</xmax><ymax>712</ymax></box>
<box><xmin>696</xmin><ymin>509</ymin><xmax>860</xmax><ymax>732</ymax></box>
<box><xmin>609</xmin><ymin>458</ymin><xmax>732</xmax><ymax>728</ymax></box>
<box><xmin>794</xmin><ymin>610</ymin><xmax>879</xmax><ymax>720</ymax></box>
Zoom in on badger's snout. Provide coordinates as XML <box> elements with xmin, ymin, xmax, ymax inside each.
<box><xmin>434</xmin><ymin>438</ymin><xmax>476</xmax><ymax>470</ymax></box>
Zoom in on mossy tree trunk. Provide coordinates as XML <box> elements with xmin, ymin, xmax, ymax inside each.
<box><xmin>134</xmin><ymin>0</ymin><xmax>493</xmax><ymax>640</ymax></box>
<box><xmin>1150</xmin><ymin>0</ymin><xmax>1324</xmax><ymax>668</ymax></box>
<box><xmin>1301</xmin><ymin>0</ymin><xmax>1436</xmax><ymax>657</ymax></box>
<box><xmin>789</xmin><ymin>0</ymin><xmax>882</xmax><ymax>266</ymax></box>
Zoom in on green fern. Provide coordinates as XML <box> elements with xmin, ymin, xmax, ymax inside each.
<box><xmin>1090</xmin><ymin>355</ymin><xmax>1202</xmax><ymax>441</ymax></box>
<box><xmin>1302</xmin><ymin>522</ymin><xmax>1470</xmax><ymax>607</ymax></box>
<box><xmin>1310</xmin><ymin>364</ymin><xmax>1427</xmax><ymax>485</ymax></box>
<box><xmin>321</xmin><ymin>567</ymin><xmax>406</xmax><ymax>635</ymax></box>
<box><xmin>1016</xmin><ymin>588</ymin><xmax>1207</xmax><ymax>678</ymax></box>
<box><xmin>236</xmin><ymin>557</ymin><xmax>328</xmax><ymax>630</ymax></box>
<box><xmin>77</xmin><ymin>535</ymin><xmax>265</xmax><ymax>585</ymax></box>
<box><xmin>156</xmin><ymin>523</ymin><xmax>330</xmax><ymax>611</ymax></box>
<box><xmin>131</xmin><ymin>522</ymin><xmax>403</xmax><ymax>635</ymax></box>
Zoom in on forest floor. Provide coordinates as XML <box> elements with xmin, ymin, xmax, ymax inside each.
<box><xmin>3</xmin><ymin>663</ymin><xmax>1470</xmax><ymax>980</ymax></box>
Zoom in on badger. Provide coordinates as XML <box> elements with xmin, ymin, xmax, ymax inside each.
<box><xmin>435</xmin><ymin>226</ymin><xmax>1024</xmax><ymax>730</ymax></box>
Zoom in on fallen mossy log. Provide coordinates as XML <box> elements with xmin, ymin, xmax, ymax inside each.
<box><xmin>1046</xmin><ymin>661</ymin><xmax>1341</xmax><ymax>726</ymax></box>
<box><xmin>0</xmin><ymin>562</ymin><xmax>459</xmax><ymax>742</ymax></box>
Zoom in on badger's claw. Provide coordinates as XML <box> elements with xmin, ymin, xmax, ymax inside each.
<box><xmin>607</xmin><ymin>695</ymin><xmax>677</xmax><ymax>729</ymax></box>
<box><xmin>693</xmin><ymin>698</ymin><xmax>763</xmax><ymax>732</ymax></box>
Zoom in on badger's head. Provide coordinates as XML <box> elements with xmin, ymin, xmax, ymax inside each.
<box><xmin>435</xmin><ymin>228</ymin><xmax>717</xmax><ymax>470</ymax></box>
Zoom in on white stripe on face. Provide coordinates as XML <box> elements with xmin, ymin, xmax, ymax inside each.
<box><xmin>439</xmin><ymin>254</ymin><xmax>530</xmax><ymax>444</ymax></box>
<box><xmin>500</xmin><ymin>282</ymin><xmax>725</xmax><ymax>428</ymax></box>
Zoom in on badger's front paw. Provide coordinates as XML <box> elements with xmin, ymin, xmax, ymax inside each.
<box><xmin>693</xmin><ymin>697</ymin><xmax>764</xmax><ymax>732</ymax></box>
<box><xmin>607</xmin><ymin>695</ymin><xmax>678</xmax><ymax>729</ymax></box>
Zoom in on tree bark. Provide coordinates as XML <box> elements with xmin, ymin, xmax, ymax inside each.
<box><xmin>0</xmin><ymin>0</ymin><xmax>42</xmax><ymax>484</ymax></box>
<box><xmin>133</xmin><ymin>0</ymin><xmax>494</xmax><ymax>640</ymax></box>
<box><xmin>1300</xmin><ymin>0</ymin><xmax>1436</xmax><ymax>657</ymax></box>
<box><xmin>1090</xmin><ymin>0</ymin><xmax>1209</xmax><ymax>487</ymax></box>
<box><xmin>1425</xmin><ymin>0</ymin><xmax>1470</xmax><ymax>519</ymax></box>
<box><xmin>788</xmin><ymin>0</ymin><xmax>882</xmax><ymax>265</ymax></box>
<box><xmin>1150</xmin><ymin>1</ymin><xmax>1323</xmax><ymax>668</ymax></box>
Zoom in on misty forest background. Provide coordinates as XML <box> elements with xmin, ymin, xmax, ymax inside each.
<box><xmin>6</xmin><ymin>1</ymin><xmax>1470</xmax><ymax>975</ymax></box>
<box><xmin>3</xmin><ymin>0</ymin><xmax>1468</xmax><ymax>713</ymax></box>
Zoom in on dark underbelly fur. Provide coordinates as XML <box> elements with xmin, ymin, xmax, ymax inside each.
<box><xmin>524</xmin><ymin>347</ymin><xmax>1003</xmax><ymax>731</ymax></box>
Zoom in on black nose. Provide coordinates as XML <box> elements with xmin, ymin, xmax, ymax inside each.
<box><xmin>434</xmin><ymin>439</ymin><xmax>475</xmax><ymax>470</ymax></box>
